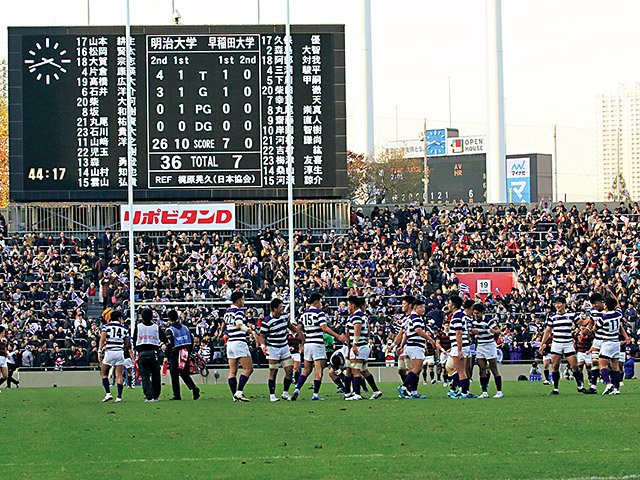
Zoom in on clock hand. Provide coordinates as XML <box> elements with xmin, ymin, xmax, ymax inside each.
<box><xmin>29</xmin><ymin>57</ymin><xmax>54</xmax><ymax>71</ymax></box>
<box><xmin>47</xmin><ymin>60</ymin><xmax>66</xmax><ymax>72</ymax></box>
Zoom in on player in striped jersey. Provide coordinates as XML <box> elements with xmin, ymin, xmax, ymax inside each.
<box><xmin>344</xmin><ymin>296</ymin><xmax>382</xmax><ymax>401</ymax></box>
<box><xmin>397</xmin><ymin>299</ymin><xmax>436</xmax><ymax>399</ymax></box>
<box><xmin>258</xmin><ymin>298</ymin><xmax>296</xmax><ymax>402</ymax></box>
<box><xmin>390</xmin><ymin>296</ymin><xmax>416</xmax><ymax>383</ymax></box>
<box><xmin>539</xmin><ymin>296</ymin><xmax>585</xmax><ymax>395</ymax></box>
<box><xmin>291</xmin><ymin>293</ymin><xmax>344</xmax><ymax>401</ymax></box>
<box><xmin>470</xmin><ymin>303</ymin><xmax>503</xmax><ymax>398</ymax></box>
<box><xmin>223</xmin><ymin>291</ymin><xmax>258</xmax><ymax>402</ymax></box>
<box><xmin>596</xmin><ymin>297</ymin><xmax>631</xmax><ymax>395</ymax></box>
<box><xmin>98</xmin><ymin>309</ymin><xmax>132</xmax><ymax>403</ymax></box>
<box><xmin>446</xmin><ymin>296</ymin><xmax>476</xmax><ymax>399</ymax></box>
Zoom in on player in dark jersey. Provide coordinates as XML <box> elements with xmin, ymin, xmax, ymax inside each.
<box><xmin>435</xmin><ymin>323</ymin><xmax>451</xmax><ymax>384</ymax></box>
<box><xmin>287</xmin><ymin>333</ymin><xmax>302</xmax><ymax>384</ymax></box>
<box><xmin>421</xmin><ymin>321</ymin><xmax>438</xmax><ymax>385</ymax></box>
<box><xmin>0</xmin><ymin>326</ymin><xmax>8</xmax><ymax>392</ymax></box>
<box><xmin>587</xmin><ymin>292</ymin><xmax>606</xmax><ymax>391</ymax></box>
<box><xmin>538</xmin><ymin>334</ymin><xmax>553</xmax><ymax>385</ymax></box>
<box><xmin>539</xmin><ymin>296</ymin><xmax>585</xmax><ymax>395</ymax></box>
<box><xmin>575</xmin><ymin>322</ymin><xmax>596</xmax><ymax>394</ymax></box>
<box><xmin>258</xmin><ymin>298</ymin><xmax>297</xmax><ymax>402</ymax></box>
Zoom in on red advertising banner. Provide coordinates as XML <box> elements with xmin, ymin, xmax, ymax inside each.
<box><xmin>120</xmin><ymin>204</ymin><xmax>236</xmax><ymax>231</ymax></box>
<box><xmin>455</xmin><ymin>271</ymin><xmax>518</xmax><ymax>299</ymax></box>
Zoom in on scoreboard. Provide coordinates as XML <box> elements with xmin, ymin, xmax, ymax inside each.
<box><xmin>8</xmin><ymin>25</ymin><xmax>347</xmax><ymax>202</ymax></box>
<box><xmin>427</xmin><ymin>154</ymin><xmax>487</xmax><ymax>203</ymax></box>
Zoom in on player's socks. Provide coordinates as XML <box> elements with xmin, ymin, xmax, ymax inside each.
<box><xmin>551</xmin><ymin>371</ymin><xmax>560</xmax><ymax>389</ymax></box>
<box><xmin>573</xmin><ymin>369</ymin><xmax>584</xmax><ymax>387</ymax></box>
<box><xmin>399</xmin><ymin>370</ymin><xmax>407</xmax><ymax>382</ymax></box>
<box><xmin>238</xmin><ymin>374</ymin><xmax>249</xmax><ymax>392</ymax></box>
<box><xmin>544</xmin><ymin>369</ymin><xmax>550</xmax><ymax>382</ymax></box>
<box><xmin>612</xmin><ymin>370</ymin><xmax>621</xmax><ymax>389</ymax></box>
<box><xmin>116</xmin><ymin>383</ymin><xmax>123</xmax><ymax>399</ymax></box>
<box><xmin>460</xmin><ymin>378</ymin><xmax>470</xmax><ymax>395</ymax></box>
<box><xmin>313</xmin><ymin>379</ymin><xmax>322</xmax><ymax>394</ymax></box>
<box><xmin>429</xmin><ymin>370</ymin><xmax>435</xmax><ymax>382</ymax></box>
<box><xmin>268</xmin><ymin>379</ymin><xmax>276</xmax><ymax>395</ymax></box>
<box><xmin>442</xmin><ymin>372</ymin><xmax>448</xmax><ymax>384</ymax></box>
<box><xmin>102</xmin><ymin>378</ymin><xmax>111</xmax><ymax>394</ymax></box>
<box><xmin>353</xmin><ymin>376</ymin><xmax>361</xmax><ymax>395</ymax></box>
<box><xmin>344</xmin><ymin>375</ymin><xmax>352</xmax><ymax>393</ymax></box>
<box><xmin>365</xmin><ymin>374</ymin><xmax>379</xmax><ymax>392</ymax></box>
<box><xmin>283</xmin><ymin>377</ymin><xmax>292</xmax><ymax>392</ymax></box>
<box><xmin>228</xmin><ymin>377</ymin><xmax>238</xmax><ymax>395</ymax></box>
<box><xmin>333</xmin><ymin>376</ymin><xmax>345</xmax><ymax>390</ymax></box>
<box><xmin>296</xmin><ymin>374</ymin><xmax>307</xmax><ymax>389</ymax></box>
<box><xmin>600</xmin><ymin>368</ymin><xmax>610</xmax><ymax>384</ymax></box>
<box><xmin>495</xmin><ymin>375</ymin><xmax>502</xmax><ymax>392</ymax></box>
<box><xmin>403</xmin><ymin>371</ymin><xmax>418</xmax><ymax>390</ymax></box>
<box><xmin>450</xmin><ymin>373</ymin><xmax>459</xmax><ymax>391</ymax></box>
<box><xmin>480</xmin><ymin>375</ymin><xmax>489</xmax><ymax>393</ymax></box>
<box><xmin>422</xmin><ymin>369</ymin><xmax>428</xmax><ymax>382</ymax></box>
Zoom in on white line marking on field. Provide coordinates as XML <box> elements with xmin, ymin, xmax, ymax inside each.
<box><xmin>5</xmin><ymin>447</ymin><xmax>634</xmax><ymax>469</ymax></box>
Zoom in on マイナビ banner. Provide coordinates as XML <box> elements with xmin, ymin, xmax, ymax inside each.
<box><xmin>120</xmin><ymin>203</ymin><xmax>236</xmax><ymax>231</ymax></box>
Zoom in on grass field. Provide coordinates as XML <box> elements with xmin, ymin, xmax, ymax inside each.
<box><xmin>1</xmin><ymin>380</ymin><xmax>639</xmax><ymax>480</ymax></box>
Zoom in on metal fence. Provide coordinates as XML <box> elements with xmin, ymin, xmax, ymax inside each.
<box><xmin>5</xmin><ymin>200</ymin><xmax>351</xmax><ymax>234</ymax></box>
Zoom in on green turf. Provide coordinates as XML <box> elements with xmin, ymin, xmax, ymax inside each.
<box><xmin>1</xmin><ymin>380</ymin><xmax>638</xmax><ymax>480</ymax></box>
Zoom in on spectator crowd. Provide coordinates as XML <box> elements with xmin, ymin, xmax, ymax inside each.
<box><xmin>1</xmin><ymin>200</ymin><xmax>640</xmax><ymax>373</ymax></box>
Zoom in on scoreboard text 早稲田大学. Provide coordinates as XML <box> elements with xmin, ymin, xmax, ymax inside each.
<box><xmin>8</xmin><ymin>25</ymin><xmax>347</xmax><ymax>201</ymax></box>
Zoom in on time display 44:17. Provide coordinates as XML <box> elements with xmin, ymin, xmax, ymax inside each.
<box><xmin>27</xmin><ymin>167</ymin><xmax>67</xmax><ymax>180</ymax></box>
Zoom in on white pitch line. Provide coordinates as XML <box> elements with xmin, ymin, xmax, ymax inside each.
<box><xmin>4</xmin><ymin>448</ymin><xmax>633</xmax><ymax>469</ymax></box>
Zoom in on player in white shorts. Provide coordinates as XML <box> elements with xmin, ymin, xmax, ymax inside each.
<box><xmin>595</xmin><ymin>298</ymin><xmax>631</xmax><ymax>395</ymax></box>
<box><xmin>470</xmin><ymin>303</ymin><xmax>503</xmax><ymax>398</ymax></box>
<box><xmin>258</xmin><ymin>298</ymin><xmax>297</xmax><ymax>402</ymax></box>
<box><xmin>98</xmin><ymin>308</ymin><xmax>133</xmax><ymax>403</ymax></box>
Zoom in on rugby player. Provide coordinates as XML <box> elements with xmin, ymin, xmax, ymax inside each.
<box><xmin>291</xmin><ymin>293</ymin><xmax>344</xmax><ymax>401</ymax></box>
<box><xmin>390</xmin><ymin>295</ymin><xmax>416</xmax><ymax>382</ymax></box>
<box><xmin>446</xmin><ymin>296</ymin><xmax>476</xmax><ymax>399</ymax></box>
<box><xmin>575</xmin><ymin>321</ymin><xmax>596</xmax><ymax>394</ymax></box>
<box><xmin>98</xmin><ymin>309</ymin><xmax>132</xmax><ymax>403</ymax></box>
<box><xmin>538</xmin><ymin>296</ymin><xmax>585</xmax><ymax>395</ymax></box>
<box><xmin>258</xmin><ymin>298</ymin><xmax>296</xmax><ymax>402</ymax></box>
<box><xmin>397</xmin><ymin>299</ymin><xmax>435</xmax><ymax>399</ymax></box>
<box><xmin>587</xmin><ymin>292</ymin><xmax>607</xmax><ymax>391</ymax></box>
<box><xmin>435</xmin><ymin>322</ymin><xmax>452</xmax><ymax>385</ymax></box>
<box><xmin>470</xmin><ymin>303</ymin><xmax>503</xmax><ymax>398</ymax></box>
<box><xmin>596</xmin><ymin>297</ymin><xmax>631</xmax><ymax>395</ymax></box>
<box><xmin>0</xmin><ymin>326</ymin><xmax>8</xmax><ymax>392</ymax></box>
<box><xmin>223</xmin><ymin>291</ymin><xmax>257</xmax><ymax>402</ymax></box>
<box><xmin>421</xmin><ymin>320</ymin><xmax>438</xmax><ymax>385</ymax></box>
<box><xmin>344</xmin><ymin>296</ymin><xmax>382</xmax><ymax>401</ymax></box>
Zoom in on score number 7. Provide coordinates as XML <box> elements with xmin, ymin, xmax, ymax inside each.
<box><xmin>233</xmin><ymin>154</ymin><xmax>242</xmax><ymax>168</ymax></box>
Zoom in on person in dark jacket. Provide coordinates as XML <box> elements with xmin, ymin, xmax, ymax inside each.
<box><xmin>133</xmin><ymin>308</ymin><xmax>166</xmax><ymax>402</ymax></box>
<box><xmin>164</xmin><ymin>310</ymin><xmax>200</xmax><ymax>401</ymax></box>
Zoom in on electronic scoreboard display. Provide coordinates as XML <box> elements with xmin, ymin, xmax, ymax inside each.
<box><xmin>427</xmin><ymin>154</ymin><xmax>487</xmax><ymax>203</ymax></box>
<box><xmin>8</xmin><ymin>25</ymin><xmax>346</xmax><ymax>201</ymax></box>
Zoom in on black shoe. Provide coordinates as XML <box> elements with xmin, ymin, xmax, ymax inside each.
<box><xmin>169</xmin><ymin>397</ymin><xmax>182</xmax><ymax>401</ymax></box>
<box><xmin>583</xmin><ymin>388</ymin><xmax>597</xmax><ymax>395</ymax></box>
<box><xmin>548</xmin><ymin>390</ymin><xmax>559</xmax><ymax>396</ymax></box>
<box><xmin>193</xmin><ymin>387</ymin><xmax>201</xmax><ymax>400</ymax></box>
<box><xmin>577</xmin><ymin>387</ymin><xmax>585</xmax><ymax>393</ymax></box>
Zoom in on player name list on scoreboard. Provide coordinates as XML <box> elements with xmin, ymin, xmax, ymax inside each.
<box><xmin>9</xmin><ymin>26</ymin><xmax>345</xmax><ymax>201</ymax></box>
